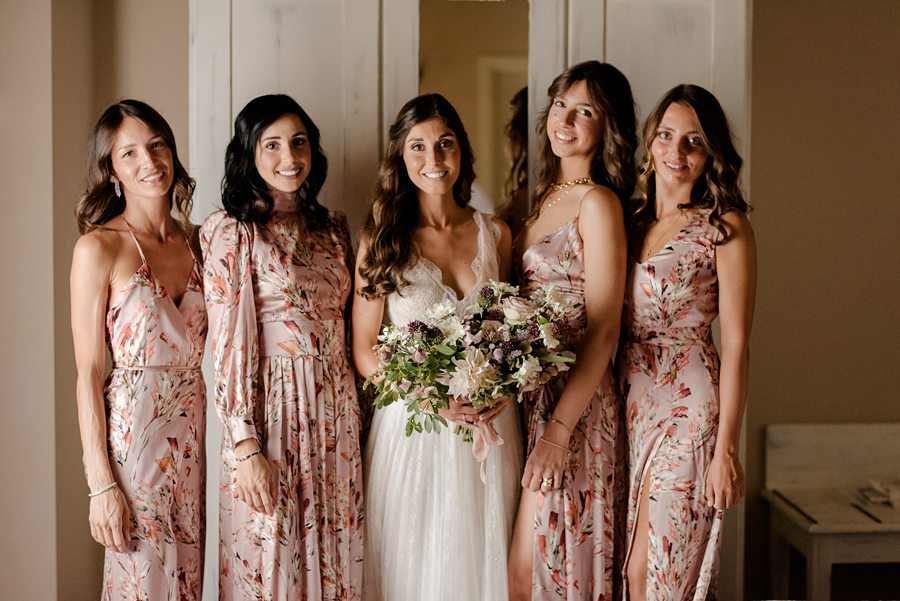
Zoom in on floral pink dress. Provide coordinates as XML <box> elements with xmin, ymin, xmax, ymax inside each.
<box><xmin>201</xmin><ymin>206</ymin><xmax>363</xmax><ymax>601</ymax></box>
<box><xmin>619</xmin><ymin>209</ymin><xmax>722</xmax><ymax>599</ymax></box>
<box><xmin>103</xmin><ymin>224</ymin><xmax>207</xmax><ymax>600</ymax></box>
<box><xmin>519</xmin><ymin>215</ymin><xmax>624</xmax><ymax>601</ymax></box>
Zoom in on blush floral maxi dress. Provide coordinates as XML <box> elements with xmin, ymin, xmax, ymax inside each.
<box><xmin>103</xmin><ymin>223</ymin><xmax>207</xmax><ymax>600</ymax></box>
<box><xmin>518</xmin><ymin>213</ymin><xmax>625</xmax><ymax>601</ymax></box>
<box><xmin>619</xmin><ymin>209</ymin><xmax>723</xmax><ymax>599</ymax></box>
<box><xmin>201</xmin><ymin>205</ymin><xmax>364</xmax><ymax>600</ymax></box>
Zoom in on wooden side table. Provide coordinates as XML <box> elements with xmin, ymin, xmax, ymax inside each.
<box><xmin>763</xmin><ymin>423</ymin><xmax>900</xmax><ymax>600</ymax></box>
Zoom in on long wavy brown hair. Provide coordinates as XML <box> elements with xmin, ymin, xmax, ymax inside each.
<box><xmin>358</xmin><ymin>94</ymin><xmax>476</xmax><ymax>299</ymax></box>
<box><xmin>501</xmin><ymin>86</ymin><xmax>529</xmax><ymax>208</ymax></box>
<box><xmin>631</xmin><ymin>84</ymin><xmax>750</xmax><ymax>242</ymax></box>
<box><xmin>529</xmin><ymin>61</ymin><xmax>638</xmax><ymax>222</ymax></box>
<box><xmin>75</xmin><ymin>100</ymin><xmax>194</xmax><ymax>235</ymax></box>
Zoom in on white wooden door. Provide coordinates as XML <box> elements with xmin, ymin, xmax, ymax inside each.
<box><xmin>191</xmin><ymin>0</ymin><xmax>380</xmax><ymax>233</ymax></box>
<box><xmin>190</xmin><ymin>3</ymin><xmax>380</xmax><ymax>597</ymax></box>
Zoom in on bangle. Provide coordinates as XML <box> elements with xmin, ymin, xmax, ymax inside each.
<box><xmin>538</xmin><ymin>437</ymin><xmax>570</xmax><ymax>453</ymax></box>
<box><xmin>88</xmin><ymin>481</ymin><xmax>117</xmax><ymax>498</ymax></box>
<box><xmin>236</xmin><ymin>449</ymin><xmax>262</xmax><ymax>463</ymax></box>
<box><xmin>549</xmin><ymin>416</ymin><xmax>573</xmax><ymax>433</ymax></box>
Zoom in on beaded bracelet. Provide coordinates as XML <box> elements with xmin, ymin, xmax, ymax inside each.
<box><xmin>236</xmin><ymin>449</ymin><xmax>262</xmax><ymax>463</ymax></box>
<box><xmin>88</xmin><ymin>481</ymin><xmax>118</xmax><ymax>498</ymax></box>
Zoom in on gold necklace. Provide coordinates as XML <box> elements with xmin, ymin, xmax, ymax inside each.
<box><xmin>539</xmin><ymin>187</ymin><xmax>575</xmax><ymax>217</ymax></box>
<box><xmin>643</xmin><ymin>212</ymin><xmax>687</xmax><ymax>260</ymax></box>
<box><xmin>550</xmin><ymin>176</ymin><xmax>594</xmax><ymax>191</ymax></box>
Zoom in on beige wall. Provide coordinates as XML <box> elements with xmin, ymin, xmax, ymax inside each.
<box><xmin>746</xmin><ymin>0</ymin><xmax>900</xmax><ymax>595</ymax></box>
<box><xmin>0</xmin><ymin>0</ymin><xmax>57</xmax><ymax>598</ymax></box>
<box><xmin>52</xmin><ymin>1</ymin><xmax>102</xmax><ymax>597</ymax></box>
<box><xmin>0</xmin><ymin>0</ymin><xmax>188</xmax><ymax>598</ymax></box>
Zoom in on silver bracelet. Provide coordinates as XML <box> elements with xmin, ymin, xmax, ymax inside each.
<box><xmin>88</xmin><ymin>481</ymin><xmax>118</xmax><ymax>498</ymax></box>
<box><xmin>236</xmin><ymin>449</ymin><xmax>262</xmax><ymax>463</ymax></box>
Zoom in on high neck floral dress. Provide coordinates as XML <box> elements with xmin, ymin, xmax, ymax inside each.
<box><xmin>619</xmin><ymin>209</ymin><xmax>723</xmax><ymax>599</ymax></box>
<box><xmin>103</xmin><ymin>224</ymin><xmax>207</xmax><ymax>600</ymax></box>
<box><xmin>201</xmin><ymin>203</ymin><xmax>363</xmax><ymax>601</ymax></box>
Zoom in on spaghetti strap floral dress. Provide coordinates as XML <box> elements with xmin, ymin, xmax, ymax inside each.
<box><xmin>103</xmin><ymin>222</ymin><xmax>207</xmax><ymax>600</ymax></box>
<box><xmin>619</xmin><ymin>209</ymin><xmax>723</xmax><ymax>599</ymax></box>
<box><xmin>518</xmin><ymin>214</ymin><xmax>625</xmax><ymax>601</ymax></box>
<box><xmin>201</xmin><ymin>205</ymin><xmax>363</xmax><ymax>601</ymax></box>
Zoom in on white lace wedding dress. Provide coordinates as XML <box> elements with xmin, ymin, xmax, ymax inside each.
<box><xmin>363</xmin><ymin>210</ymin><xmax>523</xmax><ymax>601</ymax></box>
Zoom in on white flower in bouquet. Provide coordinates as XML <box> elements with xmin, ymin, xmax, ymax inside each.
<box><xmin>514</xmin><ymin>355</ymin><xmax>542</xmax><ymax>390</ymax></box>
<box><xmin>378</xmin><ymin>324</ymin><xmax>402</xmax><ymax>345</ymax></box>
<box><xmin>443</xmin><ymin>346</ymin><xmax>499</xmax><ymax>398</ymax></box>
<box><xmin>493</xmin><ymin>281</ymin><xmax>519</xmax><ymax>296</ymax></box>
<box><xmin>538</xmin><ymin>285</ymin><xmax>566</xmax><ymax>314</ymax></box>
<box><xmin>426</xmin><ymin>299</ymin><xmax>455</xmax><ymax>321</ymax></box>
<box><xmin>437</xmin><ymin>315</ymin><xmax>467</xmax><ymax>344</ymax></box>
<box><xmin>539</xmin><ymin>322</ymin><xmax>560</xmax><ymax>350</ymax></box>
<box><xmin>500</xmin><ymin>296</ymin><xmax>535</xmax><ymax>326</ymax></box>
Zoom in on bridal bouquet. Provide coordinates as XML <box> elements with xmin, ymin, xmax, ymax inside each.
<box><xmin>367</xmin><ymin>280</ymin><xmax>575</xmax><ymax>443</ymax></box>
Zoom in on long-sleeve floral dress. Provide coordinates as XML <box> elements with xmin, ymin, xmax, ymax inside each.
<box><xmin>201</xmin><ymin>205</ymin><xmax>363</xmax><ymax>601</ymax></box>
<box><xmin>618</xmin><ymin>209</ymin><xmax>723</xmax><ymax>599</ymax></box>
<box><xmin>518</xmin><ymin>215</ymin><xmax>625</xmax><ymax>601</ymax></box>
<box><xmin>103</xmin><ymin>224</ymin><xmax>207</xmax><ymax>600</ymax></box>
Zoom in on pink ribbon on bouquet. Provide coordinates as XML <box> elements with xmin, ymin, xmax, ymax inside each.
<box><xmin>472</xmin><ymin>421</ymin><xmax>504</xmax><ymax>482</ymax></box>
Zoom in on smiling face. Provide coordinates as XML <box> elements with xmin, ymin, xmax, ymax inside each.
<box><xmin>254</xmin><ymin>113</ymin><xmax>312</xmax><ymax>196</ymax></box>
<box><xmin>546</xmin><ymin>79</ymin><xmax>603</xmax><ymax>161</ymax></box>
<box><xmin>402</xmin><ymin>117</ymin><xmax>461</xmax><ymax>199</ymax></box>
<box><xmin>109</xmin><ymin>116</ymin><xmax>174</xmax><ymax>202</ymax></box>
<box><xmin>650</xmin><ymin>102</ymin><xmax>710</xmax><ymax>190</ymax></box>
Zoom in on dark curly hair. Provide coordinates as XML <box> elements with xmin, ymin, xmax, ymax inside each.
<box><xmin>631</xmin><ymin>84</ymin><xmax>750</xmax><ymax>242</ymax></box>
<box><xmin>75</xmin><ymin>99</ymin><xmax>195</xmax><ymax>235</ymax></box>
<box><xmin>530</xmin><ymin>60</ymin><xmax>638</xmax><ymax>221</ymax></box>
<box><xmin>222</xmin><ymin>94</ymin><xmax>328</xmax><ymax>229</ymax></box>
<box><xmin>358</xmin><ymin>93</ymin><xmax>476</xmax><ymax>299</ymax></box>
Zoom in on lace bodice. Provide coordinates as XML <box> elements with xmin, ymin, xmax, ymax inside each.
<box><xmin>383</xmin><ymin>211</ymin><xmax>500</xmax><ymax>328</ymax></box>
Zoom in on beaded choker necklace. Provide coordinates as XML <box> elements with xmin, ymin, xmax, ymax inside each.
<box><xmin>550</xmin><ymin>176</ymin><xmax>594</xmax><ymax>191</ymax></box>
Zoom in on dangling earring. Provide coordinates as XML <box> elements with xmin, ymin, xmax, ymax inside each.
<box><xmin>111</xmin><ymin>176</ymin><xmax>121</xmax><ymax>198</ymax></box>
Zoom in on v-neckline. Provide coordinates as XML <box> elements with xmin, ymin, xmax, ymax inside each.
<box><xmin>415</xmin><ymin>212</ymin><xmax>483</xmax><ymax>302</ymax></box>
<box><xmin>634</xmin><ymin>210</ymin><xmax>704</xmax><ymax>265</ymax></box>
<box><xmin>121</xmin><ymin>218</ymin><xmax>199</xmax><ymax>310</ymax></box>
<box><xmin>107</xmin><ymin>259</ymin><xmax>201</xmax><ymax>322</ymax></box>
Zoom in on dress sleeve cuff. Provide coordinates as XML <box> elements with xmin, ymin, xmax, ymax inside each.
<box><xmin>228</xmin><ymin>415</ymin><xmax>258</xmax><ymax>447</ymax></box>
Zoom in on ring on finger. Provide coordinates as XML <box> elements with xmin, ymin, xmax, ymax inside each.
<box><xmin>541</xmin><ymin>475</ymin><xmax>554</xmax><ymax>488</ymax></box>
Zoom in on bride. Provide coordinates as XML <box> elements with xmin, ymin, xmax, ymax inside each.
<box><xmin>352</xmin><ymin>93</ymin><xmax>523</xmax><ymax>601</ymax></box>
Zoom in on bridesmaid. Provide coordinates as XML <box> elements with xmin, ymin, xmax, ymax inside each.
<box><xmin>619</xmin><ymin>84</ymin><xmax>756</xmax><ymax>599</ymax></box>
<box><xmin>353</xmin><ymin>93</ymin><xmax>522</xmax><ymax>601</ymax></box>
<box><xmin>201</xmin><ymin>94</ymin><xmax>363</xmax><ymax>600</ymax></box>
<box><xmin>70</xmin><ymin>100</ymin><xmax>206</xmax><ymax>599</ymax></box>
<box><xmin>508</xmin><ymin>61</ymin><xmax>637</xmax><ymax>600</ymax></box>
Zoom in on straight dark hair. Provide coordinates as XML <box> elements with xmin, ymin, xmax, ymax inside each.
<box><xmin>75</xmin><ymin>100</ymin><xmax>194</xmax><ymax>235</ymax></box>
<box><xmin>632</xmin><ymin>84</ymin><xmax>750</xmax><ymax>242</ymax></box>
<box><xmin>222</xmin><ymin>94</ymin><xmax>328</xmax><ymax>229</ymax></box>
<box><xmin>358</xmin><ymin>93</ymin><xmax>476</xmax><ymax>299</ymax></box>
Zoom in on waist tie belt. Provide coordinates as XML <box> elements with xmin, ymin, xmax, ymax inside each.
<box><xmin>259</xmin><ymin>319</ymin><xmax>346</xmax><ymax>357</ymax></box>
<box><xmin>113</xmin><ymin>365</ymin><xmax>200</xmax><ymax>371</ymax></box>
<box><xmin>627</xmin><ymin>325</ymin><xmax>712</xmax><ymax>347</ymax></box>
